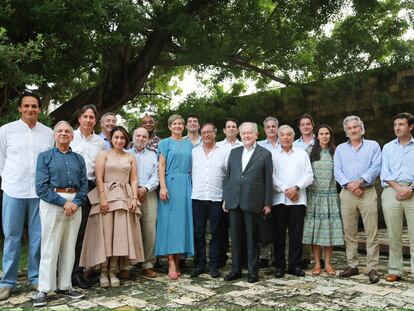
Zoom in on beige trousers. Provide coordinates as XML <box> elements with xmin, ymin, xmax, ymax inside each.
<box><xmin>382</xmin><ymin>184</ymin><xmax>414</xmax><ymax>276</ymax></box>
<box><xmin>340</xmin><ymin>187</ymin><xmax>379</xmax><ymax>271</ymax></box>
<box><xmin>38</xmin><ymin>193</ymin><xmax>81</xmax><ymax>292</ymax></box>
<box><xmin>140</xmin><ymin>191</ymin><xmax>158</xmax><ymax>269</ymax></box>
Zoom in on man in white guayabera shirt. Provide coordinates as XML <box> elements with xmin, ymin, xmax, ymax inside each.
<box><xmin>0</xmin><ymin>92</ymin><xmax>54</xmax><ymax>300</ymax></box>
<box><xmin>272</xmin><ymin>125</ymin><xmax>313</xmax><ymax>278</ymax></box>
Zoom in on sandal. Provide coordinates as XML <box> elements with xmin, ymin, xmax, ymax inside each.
<box><xmin>312</xmin><ymin>267</ymin><xmax>321</xmax><ymax>275</ymax></box>
<box><xmin>325</xmin><ymin>265</ymin><xmax>336</xmax><ymax>276</ymax></box>
<box><xmin>168</xmin><ymin>272</ymin><xmax>178</xmax><ymax>280</ymax></box>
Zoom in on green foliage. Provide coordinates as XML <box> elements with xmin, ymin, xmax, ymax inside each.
<box><xmin>0</xmin><ymin>0</ymin><xmax>413</xmax><ymax>125</ymax></box>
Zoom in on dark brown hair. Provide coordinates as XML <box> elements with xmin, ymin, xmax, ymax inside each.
<box><xmin>109</xmin><ymin>126</ymin><xmax>130</xmax><ymax>149</ymax></box>
<box><xmin>309</xmin><ymin>124</ymin><xmax>335</xmax><ymax>162</ymax></box>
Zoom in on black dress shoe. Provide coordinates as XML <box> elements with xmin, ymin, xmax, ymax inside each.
<box><xmin>224</xmin><ymin>272</ymin><xmax>242</xmax><ymax>281</ymax></box>
<box><xmin>190</xmin><ymin>267</ymin><xmax>205</xmax><ymax>278</ymax></box>
<box><xmin>274</xmin><ymin>268</ymin><xmax>285</xmax><ymax>278</ymax></box>
<box><xmin>288</xmin><ymin>268</ymin><xmax>305</xmax><ymax>277</ymax></box>
<box><xmin>368</xmin><ymin>269</ymin><xmax>380</xmax><ymax>284</ymax></box>
<box><xmin>209</xmin><ymin>268</ymin><xmax>221</xmax><ymax>279</ymax></box>
<box><xmin>72</xmin><ymin>274</ymin><xmax>90</xmax><ymax>289</ymax></box>
<box><xmin>247</xmin><ymin>274</ymin><xmax>259</xmax><ymax>283</ymax></box>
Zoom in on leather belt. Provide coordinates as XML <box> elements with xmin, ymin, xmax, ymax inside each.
<box><xmin>55</xmin><ymin>187</ymin><xmax>78</xmax><ymax>193</ymax></box>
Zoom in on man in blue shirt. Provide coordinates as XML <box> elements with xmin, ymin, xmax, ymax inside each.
<box><xmin>130</xmin><ymin>127</ymin><xmax>159</xmax><ymax>278</ymax></box>
<box><xmin>33</xmin><ymin>121</ymin><xmax>88</xmax><ymax>307</ymax></box>
<box><xmin>334</xmin><ymin>115</ymin><xmax>382</xmax><ymax>283</ymax></box>
<box><xmin>381</xmin><ymin>112</ymin><xmax>414</xmax><ymax>283</ymax></box>
<box><xmin>99</xmin><ymin>112</ymin><xmax>117</xmax><ymax>150</ymax></box>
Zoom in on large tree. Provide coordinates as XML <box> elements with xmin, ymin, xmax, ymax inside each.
<box><xmin>0</xmin><ymin>0</ymin><xmax>413</xmax><ymax>124</ymax></box>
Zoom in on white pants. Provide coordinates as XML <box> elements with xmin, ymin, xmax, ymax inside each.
<box><xmin>38</xmin><ymin>193</ymin><xmax>81</xmax><ymax>292</ymax></box>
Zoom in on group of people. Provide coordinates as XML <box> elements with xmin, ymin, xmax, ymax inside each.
<box><xmin>0</xmin><ymin>91</ymin><xmax>413</xmax><ymax>307</ymax></box>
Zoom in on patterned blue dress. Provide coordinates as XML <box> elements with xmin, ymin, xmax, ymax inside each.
<box><xmin>302</xmin><ymin>148</ymin><xmax>344</xmax><ymax>246</ymax></box>
<box><xmin>155</xmin><ymin>137</ymin><xmax>194</xmax><ymax>256</ymax></box>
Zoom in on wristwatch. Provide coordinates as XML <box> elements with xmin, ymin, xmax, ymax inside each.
<box><xmin>358</xmin><ymin>177</ymin><xmax>365</xmax><ymax>184</ymax></box>
<box><xmin>409</xmin><ymin>183</ymin><xmax>414</xmax><ymax>191</ymax></box>
<box><xmin>294</xmin><ymin>185</ymin><xmax>300</xmax><ymax>191</ymax></box>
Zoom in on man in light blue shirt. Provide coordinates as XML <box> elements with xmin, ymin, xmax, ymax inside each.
<box><xmin>258</xmin><ymin>116</ymin><xmax>279</xmax><ymax>152</ymax></box>
<box><xmin>334</xmin><ymin>115</ymin><xmax>381</xmax><ymax>283</ymax></box>
<box><xmin>130</xmin><ymin>127</ymin><xmax>159</xmax><ymax>278</ymax></box>
<box><xmin>381</xmin><ymin>112</ymin><xmax>414</xmax><ymax>283</ymax></box>
<box><xmin>293</xmin><ymin>114</ymin><xmax>315</xmax><ymax>150</ymax></box>
<box><xmin>257</xmin><ymin>116</ymin><xmax>279</xmax><ymax>268</ymax></box>
<box><xmin>99</xmin><ymin>112</ymin><xmax>117</xmax><ymax>150</ymax></box>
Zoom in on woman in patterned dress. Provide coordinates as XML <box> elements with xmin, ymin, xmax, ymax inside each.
<box><xmin>302</xmin><ymin>125</ymin><xmax>344</xmax><ymax>276</ymax></box>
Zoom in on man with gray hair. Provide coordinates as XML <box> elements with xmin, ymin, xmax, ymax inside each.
<box><xmin>99</xmin><ymin>112</ymin><xmax>117</xmax><ymax>150</ymax></box>
<box><xmin>130</xmin><ymin>127</ymin><xmax>159</xmax><ymax>278</ymax></box>
<box><xmin>257</xmin><ymin>116</ymin><xmax>279</xmax><ymax>268</ymax></box>
<box><xmin>223</xmin><ymin>122</ymin><xmax>273</xmax><ymax>283</ymax></box>
<box><xmin>33</xmin><ymin>121</ymin><xmax>87</xmax><ymax>307</ymax></box>
<box><xmin>334</xmin><ymin>115</ymin><xmax>381</xmax><ymax>283</ymax></box>
<box><xmin>272</xmin><ymin>125</ymin><xmax>313</xmax><ymax>278</ymax></box>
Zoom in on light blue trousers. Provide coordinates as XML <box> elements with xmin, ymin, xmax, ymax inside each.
<box><xmin>0</xmin><ymin>193</ymin><xmax>41</xmax><ymax>288</ymax></box>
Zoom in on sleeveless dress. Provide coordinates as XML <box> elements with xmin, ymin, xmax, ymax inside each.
<box><xmin>302</xmin><ymin>148</ymin><xmax>344</xmax><ymax>246</ymax></box>
<box><xmin>154</xmin><ymin>137</ymin><xmax>194</xmax><ymax>256</ymax></box>
<box><xmin>79</xmin><ymin>153</ymin><xmax>144</xmax><ymax>267</ymax></box>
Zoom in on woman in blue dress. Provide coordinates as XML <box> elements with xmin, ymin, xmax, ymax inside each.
<box><xmin>155</xmin><ymin>114</ymin><xmax>194</xmax><ymax>280</ymax></box>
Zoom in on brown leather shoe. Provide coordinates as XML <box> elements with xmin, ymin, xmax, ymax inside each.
<box><xmin>368</xmin><ymin>269</ymin><xmax>380</xmax><ymax>284</ymax></box>
<box><xmin>385</xmin><ymin>274</ymin><xmax>401</xmax><ymax>282</ymax></box>
<box><xmin>142</xmin><ymin>268</ymin><xmax>157</xmax><ymax>278</ymax></box>
<box><xmin>339</xmin><ymin>266</ymin><xmax>359</xmax><ymax>278</ymax></box>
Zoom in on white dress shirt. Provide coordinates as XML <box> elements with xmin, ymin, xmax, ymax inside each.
<box><xmin>272</xmin><ymin>147</ymin><xmax>314</xmax><ymax>205</ymax></box>
<box><xmin>0</xmin><ymin>119</ymin><xmax>53</xmax><ymax>198</ymax></box>
<box><xmin>242</xmin><ymin>143</ymin><xmax>256</xmax><ymax>171</ymax></box>
<box><xmin>130</xmin><ymin>147</ymin><xmax>159</xmax><ymax>192</ymax></box>
<box><xmin>192</xmin><ymin>144</ymin><xmax>228</xmax><ymax>201</ymax></box>
<box><xmin>70</xmin><ymin>129</ymin><xmax>104</xmax><ymax>181</ymax></box>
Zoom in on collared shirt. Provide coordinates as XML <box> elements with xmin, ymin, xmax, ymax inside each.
<box><xmin>272</xmin><ymin>147</ymin><xmax>314</xmax><ymax>205</ymax></box>
<box><xmin>216</xmin><ymin>138</ymin><xmax>242</xmax><ymax>151</ymax></box>
<box><xmin>258</xmin><ymin>138</ymin><xmax>279</xmax><ymax>152</ymax></box>
<box><xmin>70</xmin><ymin>129</ymin><xmax>104</xmax><ymax>181</ymax></box>
<box><xmin>129</xmin><ymin>147</ymin><xmax>159</xmax><ymax>192</ymax></box>
<box><xmin>293</xmin><ymin>135</ymin><xmax>315</xmax><ymax>150</ymax></box>
<box><xmin>147</xmin><ymin>133</ymin><xmax>161</xmax><ymax>151</ymax></box>
<box><xmin>381</xmin><ymin>137</ymin><xmax>414</xmax><ymax>187</ymax></box>
<box><xmin>184</xmin><ymin>135</ymin><xmax>202</xmax><ymax>148</ymax></box>
<box><xmin>0</xmin><ymin>119</ymin><xmax>54</xmax><ymax>198</ymax></box>
<box><xmin>36</xmin><ymin>147</ymin><xmax>88</xmax><ymax>207</ymax></box>
<box><xmin>242</xmin><ymin>143</ymin><xmax>256</xmax><ymax>171</ymax></box>
<box><xmin>192</xmin><ymin>144</ymin><xmax>228</xmax><ymax>201</ymax></box>
<box><xmin>99</xmin><ymin>132</ymin><xmax>112</xmax><ymax>150</ymax></box>
<box><xmin>334</xmin><ymin>139</ymin><xmax>382</xmax><ymax>187</ymax></box>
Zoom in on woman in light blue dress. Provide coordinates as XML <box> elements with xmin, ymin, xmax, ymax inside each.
<box><xmin>155</xmin><ymin>114</ymin><xmax>194</xmax><ymax>280</ymax></box>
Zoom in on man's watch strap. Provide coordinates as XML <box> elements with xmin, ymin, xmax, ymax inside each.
<box><xmin>294</xmin><ymin>185</ymin><xmax>300</xmax><ymax>191</ymax></box>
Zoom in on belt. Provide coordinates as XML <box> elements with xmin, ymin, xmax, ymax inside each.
<box><xmin>360</xmin><ymin>184</ymin><xmax>374</xmax><ymax>190</ymax></box>
<box><xmin>55</xmin><ymin>187</ymin><xmax>78</xmax><ymax>193</ymax></box>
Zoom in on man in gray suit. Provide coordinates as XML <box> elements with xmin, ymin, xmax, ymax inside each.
<box><xmin>223</xmin><ymin>122</ymin><xmax>273</xmax><ymax>283</ymax></box>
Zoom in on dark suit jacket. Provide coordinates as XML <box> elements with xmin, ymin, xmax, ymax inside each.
<box><xmin>223</xmin><ymin>144</ymin><xmax>273</xmax><ymax>214</ymax></box>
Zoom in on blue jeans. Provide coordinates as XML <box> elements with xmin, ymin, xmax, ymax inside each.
<box><xmin>0</xmin><ymin>193</ymin><xmax>41</xmax><ymax>288</ymax></box>
<box><xmin>192</xmin><ymin>200</ymin><xmax>222</xmax><ymax>269</ymax></box>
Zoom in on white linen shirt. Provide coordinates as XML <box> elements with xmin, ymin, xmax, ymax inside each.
<box><xmin>216</xmin><ymin>138</ymin><xmax>242</xmax><ymax>151</ymax></box>
<box><xmin>272</xmin><ymin>147</ymin><xmax>314</xmax><ymax>205</ymax></box>
<box><xmin>0</xmin><ymin>119</ymin><xmax>53</xmax><ymax>198</ymax></box>
<box><xmin>70</xmin><ymin>129</ymin><xmax>104</xmax><ymax>181</ymax></box>
<box><xmin>192</xmin><ymin>144</ymin><xmax>228</xmax><ymax>201</ymax></box>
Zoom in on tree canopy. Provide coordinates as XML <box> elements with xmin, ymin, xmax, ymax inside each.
<box><xmin>0</xmin><ymin>0</ymin><xmax>413</xmax><ymax>125</ymax></box>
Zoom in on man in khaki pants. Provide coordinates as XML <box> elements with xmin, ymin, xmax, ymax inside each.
<box><xmin>130</xmin><ymin>127</ymin><xmax>159</xmax><ymax>278</ymax></box>
<box><xmin>381</xmin><ymin>112</ymin><xmax>414</xmax><ymax>282</ymax></box>
<box><xmin>334</xmin><ymin>115</ymin><xmax>382</xmax><ymax>283</ymax></box>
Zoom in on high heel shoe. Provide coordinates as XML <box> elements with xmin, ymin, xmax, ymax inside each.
<box><xmin>325</xmin><ymin>265</ymin><xmax>336</xmax><ymax>276</ymax></box>
<box><xmin>312</xmin><ymin>266</ymin><xmax>321</xmax><ymax>276</ymax></box>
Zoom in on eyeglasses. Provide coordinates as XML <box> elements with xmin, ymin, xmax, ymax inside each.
<box><xmin>201</xmin><ymin>130</ymin><xmax>215</xmax><ymax>135</ymax></box>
